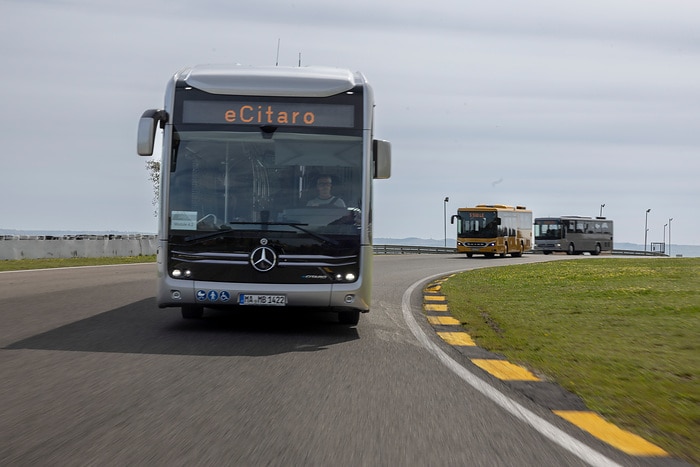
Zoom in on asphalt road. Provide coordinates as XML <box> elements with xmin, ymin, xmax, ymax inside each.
<box><xmin>0</xmin><ymin>255</ymin><xmax>685</xmax><ymax>466</ymax></box>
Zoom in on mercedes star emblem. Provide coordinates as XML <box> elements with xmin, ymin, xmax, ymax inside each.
<box><xmin>250</xmin><ymin>246</ymin><xmax>277</xmax><ymax>272</ymax></box>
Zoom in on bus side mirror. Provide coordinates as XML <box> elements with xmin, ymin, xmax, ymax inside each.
<box><xmin>496</xmin><ymin>218</ymin><xmax>502</xmax><ymax>225</ymax></box>
<box><xmin>373</xmin><ymin>139</ymin><xmax>391</xmax><ymax>179</ymax></box>
<box><xmin>450</xmin><ymin>215</ymin><xmax>458</xmax><ymax>225</ymax></box>
<box><xmin>137</xmin><ymin>109</ymin><xmax>168</xmax><ymax>156</ymax></box>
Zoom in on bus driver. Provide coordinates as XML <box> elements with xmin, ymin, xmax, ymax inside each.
<box><xmin>306</xmin><ymin>175</ymin><xmax>346</xmax><ymax>207</ymax></box>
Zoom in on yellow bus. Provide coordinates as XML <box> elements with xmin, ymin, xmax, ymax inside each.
<box><xmin>451</xmin><ymin>205</ymin><xmax>532</xmax><ymax>258</ymax></box>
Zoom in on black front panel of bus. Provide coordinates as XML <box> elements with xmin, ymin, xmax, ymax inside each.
<box><xmin>167</xmin><ymin>233</ymin><xmax>361</xmax><ymax>284</ymax></box>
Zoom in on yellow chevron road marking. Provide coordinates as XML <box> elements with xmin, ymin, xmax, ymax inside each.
<box><xmin>471</xmin><ymin>359</ymin><xmax>541</xmax><ymax>381</ymax></box>
<box><xmin>553</xmin><ymin>411</ymin><xmax>669</xmax><ymax>457</ymax></box>
<box><xmin>424</xmin><ymin>295</ymin><xmax>446</xmax><ymax>302</ymax></box>
<box><xmin>427</xmin><ymin>315</ymin><xmax>460</xmax><ymax>325</ymax></box>
<box><xmin>437</xmin><ymin>332</ymin><xmax>476</xmax><ymax>346</ymax></box>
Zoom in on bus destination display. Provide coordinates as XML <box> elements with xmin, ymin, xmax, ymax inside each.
<box><xmin>182</xmin><ymin>101</ymin><xmax>355</xmax><ymax>128</ymax></box>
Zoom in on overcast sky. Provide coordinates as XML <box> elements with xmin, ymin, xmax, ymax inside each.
<box><xmin>2</xmin><ymin>0</ymin><xmax>699</xmax><ymax>245</ymax></box>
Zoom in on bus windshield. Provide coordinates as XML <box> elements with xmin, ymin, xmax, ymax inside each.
<box><xmin>534</xmin><ymin>221</ymin><xmax>563</xmax><ymax>240</ymax></box>
<box><xmin>457</xmin><ymin>211</ymin><xmax>498</xmax><ymax>238</ymax></box>
<box><xmin>169</xmin><ymin>130</ymin><xmax>362</xmax><ymax>235</ymax></box>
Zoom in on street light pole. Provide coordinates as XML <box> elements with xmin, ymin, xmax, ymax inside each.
<box><xmin>443</xmin><ymin>197</ymin><xmax>449</xmax><ymax>248</ymax></box>
<box><xmin>668</xmin><ymin>218</ymin><xmax>673</xmax><ymax>257</ymax></box>
<box><xmin>600</xmin><ymin>203</ymin><xmax>605</xmax><ymax>217</ymax></box>
<box><xmin>644</xmin><ymin>208</ymin><xmax>651</xmax><ymax>253</ymax></box>
<box><xmin>663</xmin><ymin>223</ymin><xmax>668</xmax><ymax>254</ymax></box>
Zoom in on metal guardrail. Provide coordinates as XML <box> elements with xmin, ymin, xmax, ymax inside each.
<box><xmin>373</xmin><ymin>245</ymin><xmax>668</xmax><ymax>257</ymax></box>
<box><xmin>1</xmin><ymin>238</ymin><xmax>668</xmax><ymax>259</ymax></box>
<box><xmin>611</xmin><ymin>249</ymin><xmax>667</xmax><ymax>257</ymax></box>
<box><xmin>372</xmin><ymin>244</ymin><xmax>456</xmax><ymax>255</ymax></box>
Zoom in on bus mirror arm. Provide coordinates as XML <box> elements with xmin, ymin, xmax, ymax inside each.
<box><xmin>450</xmin><ymin>215</ymin><xmax>458</xmax><ymax>224</ymax></box>
<box><xmin>137</xmin><ymin>109</ymin><xmax>169</xmax><ymax>156</ymax></box>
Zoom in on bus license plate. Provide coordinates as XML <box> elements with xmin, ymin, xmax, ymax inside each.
<box><xmin>239</xmin><ymin>294</ymin><xmax>287</xmax><ymax>306</ymax></box>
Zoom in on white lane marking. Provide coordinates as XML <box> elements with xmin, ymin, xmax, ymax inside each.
<box><xmin>402</xmin><ymin>270</ymin><xmax>621</xmax><ymax>467</ymax></box>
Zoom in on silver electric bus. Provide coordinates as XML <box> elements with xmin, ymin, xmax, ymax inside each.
<box><xmin>534</xmin><ymin>216</ymin><xmax>613</xmax><ymax>255</ymax></box>
<box><xmin>137</xmin><ymin>65</ymin><xmax>391</xmax><ymax>324</ymax></box>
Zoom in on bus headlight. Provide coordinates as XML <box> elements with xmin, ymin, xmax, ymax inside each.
<box><xmin>326</xmin><ymin>267</ymin><xmax>358</xmax><ymax>282</ymax></box>
<box><xmin>334</xmin><ymin>273</ymin><xmax>356</xmax><ymax>282</ymax></box>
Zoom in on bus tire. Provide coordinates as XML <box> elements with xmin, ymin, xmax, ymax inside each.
<box><xmin>567</xmin><ymin>243</ymin><xmax>575</xmax><ymax>255</ymax></box>
<box><xmin>181</xmin><ymin>305</ymin><xmax>204</xmax><ymax>319</ymax></box>
<box><xmin>511</xmin><ymin>244</ymin><xmax>523</xmax><ymax>258</ymax></box>
<box><xmin>466</xmin><ymin>253</ymin><xmax>473</xmax><ymax>258</ymax></box>
<box><xmin>592</xmin><ymin>244</ymin><xmax>602</xmax><ymax>255</ymax></box>
<box><xmin>543</xmin><ymin>251</ymin><xmax>552</xmax><ymax>255</ymax></box>
<box><xmin>338</xmin><ymin>309</ymin><xmax>360</xmax><ymax>326</ymax></box>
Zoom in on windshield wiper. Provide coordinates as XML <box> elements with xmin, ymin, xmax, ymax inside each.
<box><xmin>182</xmin><ymin>227</ymin><xmax>236</xmax><ymax>244</ymax></box>
<box><xmin>181</xmin><ymin>222</ymin><xmax>341</xmax><ymax>246</ymax></box>
<box><xmin>228</xmin><ymin>221</ymin><xmax>339</xmax><ymax>246</ymax></box>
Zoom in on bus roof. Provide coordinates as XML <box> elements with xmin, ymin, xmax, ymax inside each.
<box><xmin>175</xmin><ymin>65</ymin><xmax>363</xmax><ymax>97</ymax></box>
<box><xmin>534</xmin><ymin>216</ymin><xmax>610</xmax><ymax>221</ymax></box>
<box><xmin>458</xmin><ymin>204</ymin><xmax>530</xmax><ymax>211</ymax></box>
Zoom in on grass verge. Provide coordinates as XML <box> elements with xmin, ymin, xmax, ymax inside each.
<box><xmin>0</xmin><ymin>255</ymin><xmax>156</xmax><ymax>272</ymax></box>
<box><xmin>441</xmin><ymin>257</ymin><xmax>699</xmax><ymax>464</ymax></box>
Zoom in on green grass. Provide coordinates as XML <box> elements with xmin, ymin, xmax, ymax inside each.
<box><xmin>0</xmin><ymin>255</ymin><xmax>156</xmax><ymax>272</ymax></box>
<box><xmin>441</xmin><ymin>258</ymin><xmax>699</xmax><ymax>464</ymax></box>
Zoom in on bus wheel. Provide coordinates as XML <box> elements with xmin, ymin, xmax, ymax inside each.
<box><xmin>543</xmin><ymin>251</ymin><xmax>552</xmax><ymax>255</ymax></box>
<box><xmin>181</xmin><ymin>305</ymin><xmax>204</xmax><ymax>319</ymax></box>
<box><xmin>511</xmin><ymin>245</ymin><xmax>523</xmax><ymax>258</ymax></box>
<box><xmin>466</xmin><ymin>253</ymin><xmax>473</xmax><ymax>258</ymax></box>
<box><xmin>592</xmin><ymin>244</ymin><xmax>602</xmax><ymax>255</ymax></box>
<box><xmin>338</xmin><ymin>309</ymin><xmax>360</xmax><ymax>326</ymax></box>
<box><xmin>567</xmin><ymin>244</ymin><xmax>575</xmax><ymax>255</ymax></box>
